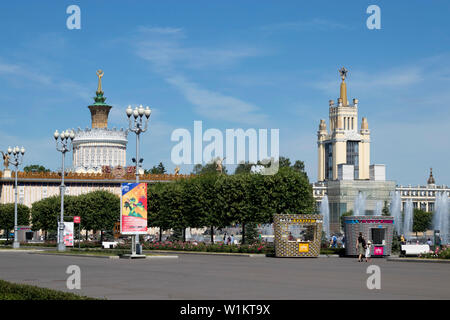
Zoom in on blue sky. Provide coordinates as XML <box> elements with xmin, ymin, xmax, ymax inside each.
<box><xmin>0</xmin><ymin>0</ymin><xmax>449</xmax><ymax>185</ymax></box>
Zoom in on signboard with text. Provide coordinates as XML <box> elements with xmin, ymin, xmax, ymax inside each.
<box><xmin>74</xmin><ymin>216</ymin><xmax>81</xmax><ymax>224</ymax></box>
<box><xmin>63</xmin><ymin>222</ymin><xmax>74</xmax><ymax>247</ymax></box>
<box><xmin>120</xmin><ymin>183</ymin><xmax>148</xmax><ymax>235</ymax></box>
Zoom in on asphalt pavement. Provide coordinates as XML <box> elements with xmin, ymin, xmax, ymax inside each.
<box><xmin>0</xmin><ymin>251</ymin><xmax>449</xmax><ymax>299</ymax></box>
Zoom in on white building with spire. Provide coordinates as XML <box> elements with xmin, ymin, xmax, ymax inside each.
<box><xmin>72</xmin><ymin>71</ymin><xmax>128</xmax><ymax>173</ymax></box>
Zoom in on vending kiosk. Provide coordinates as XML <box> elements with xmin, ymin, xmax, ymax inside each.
<box><xmin>343</xmin><ymin>216</ymin><xmax>394</xmax><ymax>257</ymax></box>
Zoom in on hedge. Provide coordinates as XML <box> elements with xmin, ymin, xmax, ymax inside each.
<box><xmin>0</xmin><ymin>279</ymin><xmax>95</xmax><ymax>300</ymax></box>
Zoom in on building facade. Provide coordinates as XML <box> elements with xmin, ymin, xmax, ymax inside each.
<box><xmin>313</xmin><ymin>68</ymin><xmax>449</xmax><ymax>235</ymax></box>
<box><xmin>72</xmin><ymin>71</ymin><xmax>128</xmax><ymax>173</ymax></box>
<box><xmin>317</xmin><ymin>67</ymin><xmax>371</xmax><ymax>181</ymax></box>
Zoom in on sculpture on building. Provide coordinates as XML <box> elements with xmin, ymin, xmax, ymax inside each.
<box><xmin>174</xmin><ymin>166</ymin><xmax>180</xmax><ymax>175</ymax></box>
<box><xmin>1</xmin><ymin>151</ymin><xmax>10</xmax><ymax>170</ymax></box>
<box><xmin>215</xmin><ymin>157</ymin><xmax>225</xmax><ymax>174</ymax></box>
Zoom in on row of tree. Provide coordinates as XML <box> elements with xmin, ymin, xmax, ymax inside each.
<box><xmin>2</xmin><ymin>166</ymin><xmax>314</xmax><ymax>244</ymax></box>
<box><xmin>30</xmin><ymin>191</ymin><xmax>119</xmax><ymax>241</ymax></box>
<box><xmin>148</xmin><ymin>166</ymin><xmax>314</xmax><ymax>243</ymax></box>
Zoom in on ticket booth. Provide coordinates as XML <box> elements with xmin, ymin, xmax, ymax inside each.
<box><xmin>273</xmin><ymin>214</ymin><xmax>322</xmax><ymax>257</ymax></box>
<box><xmin>343</xmin><ymin>216</ymin><xmax>394</xmax><ymax>257</ymax></box>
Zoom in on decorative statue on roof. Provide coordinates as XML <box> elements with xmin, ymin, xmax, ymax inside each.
<box><xmin>215</xmin><ymin>157</ymin><xmax>225</xmax><ymax>174</ymax></box>
<box><xmin>1</xmin><ymin>151</ymin><xmax>10</xmax><ymax>170</ymax></box>
<box><xmin>174</xmin><ymin>166</ymin><xmax>180</xmax><ymax>175</ymax></box>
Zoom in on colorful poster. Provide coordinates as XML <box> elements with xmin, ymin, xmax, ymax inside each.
<box><xmin>374</xmin><ymin>246</ymin><xmax>384</xmax><ymax>256</ymax></box>
<box><xmin>63</xmin><ymin>222</ymin><xmax>74</xmax><ymax>247</ymax></box>
<box><xmin>298</xmin><ymin>243</ymin><xmax>309</xmax><ymax>253</ymax></box>
<box><xmin>120</xmin><ymin>183</ymin><xmax>148</xmax><ymax>235</ymax></box>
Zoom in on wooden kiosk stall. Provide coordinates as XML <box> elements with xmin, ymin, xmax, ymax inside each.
<box><xmin>273</xmin><ymin>214</ymin><xmax>323</xmax><ymax>257</ymax></box>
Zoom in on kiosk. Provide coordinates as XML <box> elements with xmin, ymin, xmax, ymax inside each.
<box><xmin>343</xmin><ymin>216</ymin><xmax>394</xmax><ymax>257</ymax></box>
<box><xmin>274</xmin><ymin>214</ymin><xmax>322</xmax><ymax>257</ymax></box>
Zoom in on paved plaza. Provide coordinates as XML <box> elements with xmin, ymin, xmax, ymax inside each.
<box><xmin>0</xmin><ymin>251</ymin><xmax>449</xmax><ymax>299</ymax></box>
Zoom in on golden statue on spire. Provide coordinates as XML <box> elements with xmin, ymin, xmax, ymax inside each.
<box><xmin>96</xmin><ymin>69</ymin><xmax>104</xmax><ymax>93</ymax></box>
<box><xmin>339</xmin><ymin>67</ymin><xmax>348</xmax><ymax>81</ymax></box>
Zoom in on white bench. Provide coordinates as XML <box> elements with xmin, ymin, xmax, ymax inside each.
<box><xmin>102</xmin><ymin>241</ymin><xmax>118</xmax><ymax>249</ymax></box>
<box><xmin>401</xmin><ymin>244</ymin><xmax>430</xmax><ymax>256</ymax></box>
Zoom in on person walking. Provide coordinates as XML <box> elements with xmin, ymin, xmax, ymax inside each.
<box><xmin>356</xmin><ymin>232</ymin><xmax>366</xmax><ymax>262</ymax></box>
<box><xmin>365</xmin><ymin>240</ymin><xmax>372</xmax><ymax>262</ymax></box>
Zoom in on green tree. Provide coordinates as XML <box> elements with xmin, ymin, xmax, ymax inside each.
<box><xmin>234</xmin><ymin>162</ymin><xmax>253</xmax><ymax>175</ymax></box>
<box><xmin>31</xmin><ymin>191</ymin><xmax>119</xmax><ymax>241</ymax></box>
<box><xmin>0</xmin><ymin>203</ymin><xmax>31</xmax><ymax>241</ymax></box>
<box><xmin>244</xmin><ymin>222</ymin><xmax>259</xmax><ymax>244</ymax></box>
<box><xmin>145</xmin><ymin>162</ymin><xmax>166</xmax><ymax>174</ymax></box>
<box><xmin>148</xmin><ymin>183</ymin><xmax>173</xmax><ymax>241</ymax></box>
<box><xmin>413</xmin><ymin>209</ymin><xmax>433</xmax><ymax>236</ymax></box>
<box><xmin>23</xmin><ymin>165</ymin><xmax>50</xmax><ymax>173</ymax></box>
<box><xmin>31</xmin><ymin>196</ymin><xmax>67</xmax><ymax>239</ymax></box>
<box><xmin>382</xmin><ymin>201</ymin><xmax>390</xmax><ymax>216</ymax></box>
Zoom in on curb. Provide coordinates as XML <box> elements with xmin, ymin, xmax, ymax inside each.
<box><xmin>144</xmin><ymin>250</ymin><xmax>267</xmax><ymax>258</ymax></box>
<box><xmin>28</xmin><ymin>252</ymin><xmax>179</xmax><ymax>260</ymax></box>
<box><xmin>0</xmin><ymin>249</ymin><xmax>45</xmax><ymax>253</ymax></box>
<box><xmin>319</xmin><ymin>254</ymin><xmax>340</xmax><ymax>258</ymax></box>
<box><xmin>387</xmin><ymin>257</ymin><xmax>450</xmax><ymax>264</ymax></box>
<box><xmin>28</xmin><ymin>252</ymin><xmax>118</xmax><ymax>259</ymax></box>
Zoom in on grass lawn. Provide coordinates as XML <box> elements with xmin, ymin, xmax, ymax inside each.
<box><xmin>0</xmin><ymin>279</ymin><xmax>95</xmax><ymax>300</ymax></box>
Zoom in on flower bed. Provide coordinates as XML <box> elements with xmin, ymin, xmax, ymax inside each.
<box><xmin>121</xmin><ymin>241</ymin><xmax>274</xmax><ymax>254</ymax></box>
<box><xmin>419</xmin><ymin>246</ymin><xmax>450</xmax><ymax>259</ymax></box>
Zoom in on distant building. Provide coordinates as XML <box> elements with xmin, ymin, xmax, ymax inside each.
<box><xmin>312</xmin><ymin>68</ymin><xmax>449</xmax><ymax>234</ymax></box>
<box><xmin>72</xmin><ymin>71</ymin><xmax>128</xmax><ymax>173</ymax></box>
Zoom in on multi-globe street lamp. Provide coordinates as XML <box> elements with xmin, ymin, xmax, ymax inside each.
<box><xmin>126</xmin><ymin>105</ymin><xmax>151</xmax><ymax>256</ymax></box>
<box><xmin>53</xmin><ymin>129</ymin><xmax>75</xmax><ymax>252</ymax></box>
<box><xmin>7</xmin><ymin>146</ymin><xmax>25</xmax><ymax>249</ymax></box>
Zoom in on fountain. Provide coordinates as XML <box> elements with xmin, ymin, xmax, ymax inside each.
<box><xmin>353</xmin><ymin>192</ymin><xmax>366</xmax><ymax>216</ymax></box>
<box><xmin>403</xmin><ymin>199</ymin><xmax>413</xmax><ymax>240</ymax></box>
<box><xmin>320</xmin><ymin>195</ymin><xmax>330</xmax><ymax>240</ymax></box>
<box><xmin>433</xmin><ymin>192</ymin><xmax>449</xmax><ymax>245</ymax></box>
<box><xmin>375</xmin><ymin>200</ymin><xmax>383</xmax><ymax>216</ymax></box>
<box><xmin>390</xmin><ymin>191</ymin><xmax>402</xmax><ymax>235</ymax></box>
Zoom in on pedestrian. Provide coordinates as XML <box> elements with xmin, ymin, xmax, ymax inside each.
<box><xmin>332</xmin><ymin>234</ymin><xmax>337</xmax><ymax>248</ymax></box>
<box><xmin>231</xmin><ymin>234</ymin><xmax>235</xmax><ymax>245</ymax></box>
<box><xmin>356</xmin><ymin>232</ymin><xmax>366</xmax><ymax>262</ymax></box>
<box><xmin>427</xmin><ymin>238</ymin><xmax>432</xmax><ymax>247</ymax></box>
<box><xmin>223</xmin><ymin>232</ymin><xmax>227</xmax><ymax>243</ymax></box>
<box><xmin>227</xmin><ymin>235</ymin><xmax>231</xmax><ymax>245</ymax></box>
<box><xmin>342</xmin><ymin>235</ymin><xmax>346</xmax><ymax>248</ymax></box>
<box><xmin>400</xmin><ymin>234</ymin><xmax>406</xmax><ymax>245</ymax></box>
<box><xmin>365</xmin><ymin>240</ymin><xmax>372</xmax><ymax>262</ymax></box>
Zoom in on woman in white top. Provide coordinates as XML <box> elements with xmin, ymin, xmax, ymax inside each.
<box><xmin>365</xmin><ymin>240</ymin><xmax>372</xmax><ymax>262</ymax></box>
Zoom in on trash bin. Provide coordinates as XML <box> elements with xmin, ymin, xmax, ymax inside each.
<box><xmin>136</xmin><ymin>243</ymin><xmax>142</xmax><ymax>255</ymax></box>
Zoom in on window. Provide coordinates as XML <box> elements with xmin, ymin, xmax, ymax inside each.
<box><xmin>325</xmin><ymin>143</ymin><xmax>333</xmax><ymax>180</ymax></box>
<box><xmin>371</xmin><ymin>228</ymin><xmax>385</xmax><ymax>245</ymax></box>
<box><xmin>286</xmin><ymin>225</ymin><xmax>316</xmax><ymax>242</ymax></box>
<box><xmin>346</xmin><ymin>141</ymin><xmax>359</xmax><ymax>179</ymax></box>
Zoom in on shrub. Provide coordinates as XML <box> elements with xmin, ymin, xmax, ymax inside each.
<box><xmin>0</xmin><ymin>279</ymin><xmax>95</xmax><ymax>300</ymax></box>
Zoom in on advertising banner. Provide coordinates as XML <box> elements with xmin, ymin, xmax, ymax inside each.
<box><xmin>63</xmin><ymin>222</ymin><xmax>74</xmax><ymax>247</ymax></box>
<box><xmin>120</xmin><ymin>183</ymin><xmax>148</xmax><ymax>235</ymax></box>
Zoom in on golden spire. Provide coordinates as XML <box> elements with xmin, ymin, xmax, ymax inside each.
<box><xmin>96</xmin><ymin>69</ymin><xmax>104</xmax><ymax>93</ymax></box>
<box><xmin>339</xmin><ymin>67</ymin><xmax>348</xmax><ymax>106</ymax></box>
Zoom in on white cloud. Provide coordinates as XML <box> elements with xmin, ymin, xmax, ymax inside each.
<box><xmin>0</xmin><ymin>58</ymin><xmax>89</xmax><ymax>100</ymax></box>
<box><xmin>166</xmin><ymin>75</ymin><xmax>267</xmax><ymax>125</ymax></box>
<box><xmin>132</xmin><ymin>26</ymin><xmax>269</xmax><ymax>125</ymax></box>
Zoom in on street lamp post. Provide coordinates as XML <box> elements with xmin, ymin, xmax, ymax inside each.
<box><xmin>7</xmin><ymin>146</ymin><xmax>25</xmax><ymax>249</ymax></box>
<box><xmin>126</xmin><ymin>105</ymin><xmax>151</xmax><ymax>255</ymax></box>
<box><xmin>53</xmin><ymin>129</ymin><xmax>75</xmax><ymax>252</ymax></box>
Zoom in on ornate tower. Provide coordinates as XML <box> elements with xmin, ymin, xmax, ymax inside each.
<box><xmin>317</xmin><ymin>67</ymin><xmax>371</xmax><ymax>181</ymax></box>
<box><xmin>88</xmin><ymin>70</ymin><xmax>112</xmax><ymax>129</ymax></box>
<box><xmin>72</xmin><ymin>70</ymin><xmax>128</xmax><ymax>173</ymax></box>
